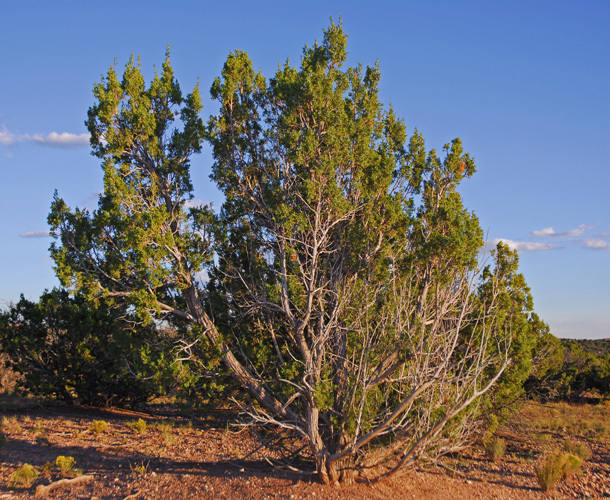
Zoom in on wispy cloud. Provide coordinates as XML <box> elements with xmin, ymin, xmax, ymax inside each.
<box><xmin>0</xmin><ymin>126</ymin><xmax>90</xmax><ymax>149</ymax></box>
<box><xmin>582</xmin><ymin>238</ymin><xmax>610</xmax><ymax>250</ymax></box>
<box><xmin>193</xmin><ymin>270</ymin><xmax>209</xmax><ymax>285</ymax></box>
<box><xmin>489</xmin><ymin>238</ymin><xmax>560</xmax><ymax>252</ymax></box>
<box><xmin>531</xmin><ymin>224</ymin><xmax>592</xmax><ymax>238</ymax></box>
<box><xmin>531</xmin><ymin>227</ymin><xmax>555</xmax><ymax>237</ymax></box>
<box><xmin>29</xmin><ymin>132</ymin><xmax>90</xmax><ymax>148</ymax></box>
<box><xmin>184</xmin><ymin>198</ymin><xmax>207</xmax><ymax>209</ymax></box>
<box><xmin>0</xmin><ymin>127</ymin><xmax>17</xmax><ymax>146</ymax></box>
<box><xmin>19</xmin><ymin>230</ymin><xmax>52</xmax><ymax>238</ymax></box>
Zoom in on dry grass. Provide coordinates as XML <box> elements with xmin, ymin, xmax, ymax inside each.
<box><xmin>563</xmin><ymin>439</ymin><xmax>592</xmax><ymax>460</ymax></box>
<box><xmin>535</xmin><ymin>451</ymin><xmax>583</xmax><ymax>491</ymax></box>
<box><xmin>520</xmin><ymin>400</ymin><xmax>610</xmax><ymax>441</ymax></box>
<box><xmin>484</xmin><ymin>436</ymin><xmax>506</xmax><ymax>463</ymax></box>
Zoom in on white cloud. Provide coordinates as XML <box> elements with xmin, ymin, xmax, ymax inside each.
<box><xmin>531</xmin><ymin>227</ymin><xmax>555</xmax><ymax>237</ymax></box>
<box><xmin>193</xmin><ymin>270</ymin><xmax>209</xmax><ymax>285</ymax></box>
<box><xmin>19</xmin><ymin>230</ymin><xmax>52</xmax><ymax>238</ymax></box>
<box><xmin>531</xmin><ymin>224</ymin><xmax>592</xmax><ymax>238</ymax></box>
<box><xmin>489</xmin><ymin>238</ymin><xmax>559</xmax><ymax>252</ymax></box>
<box><xmin>0</xmin><ymin>126</ymin><xmax>90</xmax><ymax>148</ymax></box>
<box><xmin>29</xmin><ymin>132</ymin><xmax>90</xmax><ymax>148</ymax></box>
<box><xmin>184</xmin><ymin>198</ymin><xmax>207</xmax><ymax>209</ymax></box>
<box><xmin>582</xmin><ymin>238</ymin><xmax>610</xmax><ymax>250</ymax></box>
<box><xmin>562</xmin><ymin>224</ymin><xmax>592</xmax><ymax>237</ymax></box>
<box><xmin>0</xmin><ymin>126</ymin><xmax>17</xmax><ymax>146</ymax></box>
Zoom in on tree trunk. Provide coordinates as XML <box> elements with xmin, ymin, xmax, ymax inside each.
<box><xmin>183</xmin><ymin>285</ymin><xmax>296</xmax><ymax>421</ymax></box>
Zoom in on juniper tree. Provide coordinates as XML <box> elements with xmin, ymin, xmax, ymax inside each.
<box><xmin>207</xmin><ymin>22</ymin><xmax>518</xmax><ymax>483</ymax></box>
<box><xmin>50</xmin><ymin>27</ymin><xmax>541</xmax><ymax>484</ymax></box>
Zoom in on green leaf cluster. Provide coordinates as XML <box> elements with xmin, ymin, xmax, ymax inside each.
<box><xmin>0</xmin><ymin>289</ymin><xmax>172</xmax><ymax>407</ymax></box>
<box><xmin>49</xmin><ymin>49</ymin><xmax>212</xmax><ymax>325</ymax></box>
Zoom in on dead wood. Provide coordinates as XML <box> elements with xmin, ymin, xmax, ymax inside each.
<box><xmin>35</xmin><ymin>474</ymin><xmax>94</xmax><ymax>496</ymax></box>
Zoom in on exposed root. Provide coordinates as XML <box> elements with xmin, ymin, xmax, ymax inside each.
<box><xmin>35</xmin><ymin>474</ymin><xmax>94</xmax><ymax>496</ymax></box>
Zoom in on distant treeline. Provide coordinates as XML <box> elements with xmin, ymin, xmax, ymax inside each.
<box><xmin>567</xmin><ymin>338</ymin><xmax>610</xmax><ymax>357</ymax></box>
<box><xmin>528</xmin><ymin>338</ymin><xmax>610</xmax><ymax>401</ymax></box>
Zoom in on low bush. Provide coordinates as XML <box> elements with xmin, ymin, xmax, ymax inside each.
<box><xmin>126</xmin><ymin>418</ymin><xmax>147</xmax><ymax>434</ymax></box>
<box><xmin>7</xmin><ymin>463</ymin><xmax>39</xmax><ymax>488</ymax></box>
<box><xmin>535</xmin><ymin>451</ymin><xmax>583</xmax><ymax>491</ymax></box>
<box><xmin>89</xmin><ymin>420</ymin><xmax>108</xmax><ymax>435</ymax></box>
<box><xmin>484</xmin><ymin>436</ymin><xmax>506</xmax><ymax>463</ymax></box>
<box><xmin>54</xmin><ymin>455</ymin><xmax>79</xmax><ymax>477</ymax></box>
<box><xmin>0</xmin><ymin>290</ymin><xmax>175</xmax><ymax>407</ymax></box>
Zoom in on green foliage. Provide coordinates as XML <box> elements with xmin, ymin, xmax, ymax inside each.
<box><xmin>46</xmin><ymin>48</ymin><xmax>228</xmax><ymax>407</ymax></box>
<box><xmin>7</xmin><ymin>463</ymin><xmax>40</xmax><ymax>489</ymax></box>
<box><xmin>535</xmin><ymin>451</ymin><xmax>583</xmax><ymax>491</ymax></box>
<box><xmin>557</xmin><ymin>340</ymin><xmax>610</xmax><ymax>399</ymax></box>
<box><xmin>49</xmin><ymin>48</ymin><xmax>211</xmax><ymax>326</ymax></box>
<box><xmin>125</xmin><ymin>418</ymin><xmax>147</xmax><ymax>434</ymax></box>
<box><xmin>89</xmin><ymin>420</ymin><xmax>109</xmax><ymax>434</ymax></box>
<box><xmin>484</xmin><ymin>436</ymin><xmax>506</xmax><ymax>463</ymax></box>
<box><xmin>207</xmin><ymin>21</ymin><xmax>541</xmax><ymax>481</ymax></box>
<box><xmin>475</xmin><ymin>243</ymin><xmax>565</xmax><ymax>427</ymax></box>
<box><xmin>0</xmin><ymin>289</ymin><xmax>172</xmax><ymax>407</ymax></box>
<box><xmin>528</xmin><ymin>339</ymin><xmax>610</xmax><ymax>401</ymax></box>
<box><xmin>54</xmin><ymin>455</ymin><xmax>79</xmax><ymax>477</ymax></box>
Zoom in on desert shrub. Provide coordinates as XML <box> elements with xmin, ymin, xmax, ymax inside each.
<box><xmin>0</xmin><ymin>289</ymin><xmax>176</xmax><ymax>407</ymax></box>
<box><xmin>484</xmin><ymin>436</ymin><xmax>506</xmax><ymax>463</ymax></box>
<box><xmin>89</xmin><ymin>420</ymin><xmax>108</xmax><ymax>435</ymax></box>
<box><xmin>54</xmin><ymin>455</ymin><xmax>79</xmax><ymax>476</ymax></box>
<box><xmin>0</xmin><ymin>353</ymin><xmax>21</xmax><ymax>394</ymax></box>
<box><xmin>561</xmin><ymin>453</ymin><xmax>583</xmax><ymax>479</ymax></box>
<box><xmin>126</xmin><ymin>418</ymin><xmax>147</xmax><ymax>434</ymax></box>
<box><xmin>563</xmin><ymin>439</ymin><xmax>592</xmax><ymax>460</ymax></box>
<box><xmin>535</xmin><ymin>339</ymin><xmax>610</xmax><ymax>401</ymax></box>
<box><xmin>535</xmin><ymin>451</ymin><xmax>583</xmax><ymax>491</ymax></box>
<box><xmin>7</xmin><ymin>463</ymin><xmax>39</xmax><ymax>488</ymax></box>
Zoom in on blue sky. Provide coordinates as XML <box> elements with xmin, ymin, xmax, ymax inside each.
<box><xmin>1</xmin><ymin>1</ymin><xmax>608</xmax><ymax>339</ymax></box>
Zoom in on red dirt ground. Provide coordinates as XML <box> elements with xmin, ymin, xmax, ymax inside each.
<box><xmin>0</xmin><ymin>399</ymin><xmax>608</xmax><ymax>499</ymax></box>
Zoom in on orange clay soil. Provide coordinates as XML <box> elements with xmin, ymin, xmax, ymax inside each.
<box><xmin>0</xmin><ymin>398</ymin><xmax>608</xmax><ymax>500</ymax></box>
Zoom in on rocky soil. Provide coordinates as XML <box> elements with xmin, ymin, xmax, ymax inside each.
<box><xmin>0</xmin><ymin>399</ymin><xmax>608</xmax><ymax>499</ymax></box>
